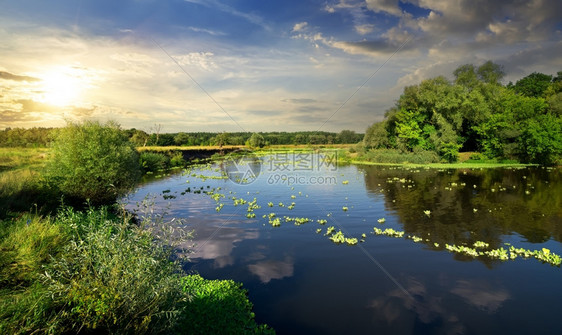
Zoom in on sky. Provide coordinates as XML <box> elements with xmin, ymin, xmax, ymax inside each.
<box><xmin>1</xmin><ymin>0</ymin><xmax>561</xmax><ymax>133</ymax></box>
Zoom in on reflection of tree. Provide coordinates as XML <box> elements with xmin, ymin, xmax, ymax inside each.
<box><xmin>360</xmin><ymin>166</ymin><xmax>562</xmax><ymax>265</ymax></box>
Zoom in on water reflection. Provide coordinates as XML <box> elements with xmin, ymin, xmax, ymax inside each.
<box><xmin>189</xmin><ymin>223</ymin><xmax>260</xmax><ymax>269</ymax></box>
<box><xmin>360</xmin><ymin>166</ymin><xmax>562</xmax><ymax>255</ymax></box>
<box><xmin>248</xmin><ymin>256</ymin><xmax>295</xmax><ymax>283</ymax></box>
<box><xmin>451</xmin><ymin>280</ymin><xmax>510</xmax><ymax>313</ymax></box>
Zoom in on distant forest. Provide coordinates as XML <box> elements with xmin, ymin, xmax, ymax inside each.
<box><xmin>364</xmin><ymin>61</ymin><xmax>561</xmax><ymax>165</ymax></box>
<box><xmin>0</xmin><ymin>128</ymin><xmax>364</xmax><ymax>147</ymax></box>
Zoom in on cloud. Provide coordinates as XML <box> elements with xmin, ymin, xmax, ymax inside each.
<box><xmin>187</xmin><ymin>26</ymin><xmax>227</xmax><ymax>36</ymax></box>
<box><xmin>281</xmin><ymin>98</ymin><xmax>317</xmax><ymax>104</ymax></box>
<box><xmin>292</xmin><ymin>22</ymin><xmax>308</xmax><ymax>32</ymax></box>
<box><xmin>0</xmin><ymin>71</ymin><xmax>39</xmax><ymax>82</ymax></box>
<box><xmin>184</xmin><ymin>0</ymin><xmax>270</xmax><ymax>31</ymax></box>
<box><xmin>365</xmin><ymin>0</ymin><xmax>402</xmax><ymax>16</ymax></box>
<box><xmin>174</xmin><ymin>52</ymin><xmax>218</xmax><ymax>71</ymax></box>
<box><xmin>355</xmin><ymin>24</ymin><xmax>375</xmax><ymax>35</ymax></box>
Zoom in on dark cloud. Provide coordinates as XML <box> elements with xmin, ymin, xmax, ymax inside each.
<box><xmin>0</xmin><ymin>71</ymin><xmax>39</xmax><ymax>82</ymax></box>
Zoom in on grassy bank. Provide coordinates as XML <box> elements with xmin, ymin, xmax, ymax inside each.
<box><xmin>0</xmin><ymin>121</ymin><xmax>274</xmax><ymax>334</ymax></box>
<box><xmin>0</xmin><ymin>207</ymin><xmax>273</xmax><ymax>334</ymax></box>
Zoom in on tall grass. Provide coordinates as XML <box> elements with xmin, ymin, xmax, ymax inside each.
<box><xmin>0</xmin><ymin>207</ymin><xmax>273</xmax><ymax>334</ymax></box>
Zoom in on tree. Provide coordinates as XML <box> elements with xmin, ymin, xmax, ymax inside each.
<box><xmin>246</xmin><ymin>133</ymin><xmax>265</xmax><ymax>148</ymax></box>
<box><xmin>336</xmin><ymin>130</ymin><xmax>357</xmax><ymax>144</ymax></box>
<box><xmin>45</xmin><ymin>120</ymin><xmax>141</xmax><ymax>205</ymax></box>
<box><xmin>364</xmin><ymin>121</ymin><xmax>391</xmax><ymax>149</ymax></box>
<box><xmin>519</xmin><ymin>113</ymin><xmax>562</xmax><ymax>165</ymax></box>
<box><xmin>174</xmin><ymin>132</ymin><xmax>191</xmax><ymax>146</ymax></box>
<box><xmin>512</xmin><ymin>72</ymin><xmax>553</xmax><ymax>98</ymax></box>
<box><xmin>477</xmin><ymin>61</ymin><xmax>505</xmax><ymax>85</ymax></box>
<box><xmin>454</xmin><ymin>64</ymin><xmax>479</xmax><ymax>90</ymax></box>
<box><xmin>211</xmin><ymin>132</ymin><xmax>230</xmax><ymax>147</ymax></box>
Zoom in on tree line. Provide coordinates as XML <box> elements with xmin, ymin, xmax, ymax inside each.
<box><xmin>0</xmin><ymin>128</ymin><xmax>364</xmax><ymax>148</ymax></box>
<box><xmin>363</xmin><ymin>61</ymin><xmax>562</xmax><ymax>165</ymax></box>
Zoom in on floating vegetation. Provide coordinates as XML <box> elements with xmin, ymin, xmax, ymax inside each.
<box><xmin>377</xmin><ymin>218</ymin><xmax>386</xmax><ymax>224</ymax></box>
<box><xmin>284</xmin><ymin>216</ymin><xmax>310</xmax><ymax>226</ymax></box>
<box><xmin>342</xmin><ymin>180</ymin><xmax>349</xmax><ymax>185</ymax></box>
<box><xmin>215</xmin><ymin>203</ymin><xmax>224</xmax><ymax>212</ymax></box>
<box><xmin>268</xmin><ymin>202</ymin><xmax>274</xmax><ymax>207</ymax></box>
<box><xmin>269</xmin><ymin>218</ymin><xmax>281</xmax><ymax>227</ymax></box>
<box><xmin>246</xmin><ymin>213</ymin><xmax>256</xmax><ymax>218</ymax></box>
<box><xmin>342</xmin><ymin>206</ymin><xmax>348</xmax><ymax>212</ymax></box>
<box><xmin>325</xmin><ymin>226</ymin><xmax>336</xmax><ymax>235</ymax></box>
<box><xmin>373</xmin><ymin>227</ymin><xmax>404</xmax><ymax>238</ymax></box>
<box><xmin>424</xmin><ymin>210</ymin><xmax>431</xmax><ymax>217</ymax></box>
<box><xmin>316</xmin><ymin>228</ymin><xmax>322</xmax><ymax>234</ymax></box>
<box><xmin>317</xmin><ymin>219</ymin><xmax>327</xmax><ymax>225</ymax></box>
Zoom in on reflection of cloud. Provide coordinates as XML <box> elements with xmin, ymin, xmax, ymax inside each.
<box><xmin>368</xmin><ymin>277</ymin><xmax>466</xmax><ymax>333</ymax></box>
<box><xmin>451</xmin><ymin>280</ymin><xmax>510</xmax><ymax>313</ymax></box>
<box><xmin>248</xmin><ymin>256</ymin><xmax>294</xmax><ymax>283</ymax></box>
<box><xmin>190</xmin><ymin>225</ymin><xmax>260</xmax><ymax>269</ymax></box>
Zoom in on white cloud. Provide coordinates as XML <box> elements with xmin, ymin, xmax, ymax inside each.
<box><xmin>292</xmin><ymin>21</ymin><xmax>308</xmax><ymax>32</ymax></box>
<box><xmin>365</xmin><ymin>0</ymin><xmax>402</xmax><ymax>16</ymax></box>
<box><xmin>355</xmin><ymin>24</ymin><xmax>375</xmax><ymax>35</ymax></box>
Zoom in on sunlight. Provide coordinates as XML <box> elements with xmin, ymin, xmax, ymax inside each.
<box><xmin>36</xmin><ymin>67</ymin><xmax>87</xmax><ymax>107</ymax></box>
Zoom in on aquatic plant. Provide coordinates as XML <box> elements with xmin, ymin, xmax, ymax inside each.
<box><xmin>342</xmin><ymin>180</ymin><xmax>349</xmax><ymax>185</ymax></box>
<box><xmin>423</xmin><ymin>210</ymin><xmax>431</xmax><ymax>217</ymax></box>
<box><xmin>317</xmin><ymin>219</ymin><xmax>327</xmax><ymax>225</ymax></box>
<box><xmin>342</xmin><ymin>206</ymin><xmax>348</xmax><ymax>212</ymax></box>
<box><xmin>377</xmin><ymin>218</ymin><xmax>386</xmax><ymax>223</ymax></box>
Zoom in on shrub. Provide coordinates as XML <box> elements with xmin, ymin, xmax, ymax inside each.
<box><xmin>177</xmin><ymin>274</ymin><xmax>274</xmax><ymax>334</ymax></box>
<box><xmin>140</xmin><ymin>152</ymin><xmax>170</xmax><ymax>172</ymax></box>
<box><xmin>44</xmin><ymin>121</ymin><xmax>141</xmax><ymax>205</ymax></box>
<box><xmin>169</xmin><ymin>152</ymin><xmax>186</xmax><ymax>168</ymax></box>
<box><xmin>246</xmin><ymin>133</ymin><xmax>265</xmax><ymax>148</ymax></box>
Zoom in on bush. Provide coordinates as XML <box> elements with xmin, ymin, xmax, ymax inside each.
<box><xmin>246</xmin><ymin>133</ymin><xmax>265</xmax><ymax>148</ymax></box>
<box><xmin>0</xmin><ymin>207</ymin><xmax>273</xmax><ymax>334</ymax></box>
<box><xmin>44</xmin><ymin>121</ymin><xmax>141</xmax><ymax>205</ymax></box>
<box><xmin>140</xmin><ymin>152</ymin><xmax>170</xmax><ymax>172</ymax></box>
<box><xmin>177</xmin><ymin>274</ymin><xmax>274</xmax><ymax>334</ymax></box>
<box><xmin>1</xmin><ymin>207</ymin><xmax>186</xmax><ymax>334</ymax></box>
<box><xmin>169</xmin><ymin>152</ymin><xmax>186</xmax><ymax>168</ymax></box>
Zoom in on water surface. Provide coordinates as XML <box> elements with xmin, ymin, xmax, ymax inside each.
<box><xmin>125</xmin><ymin>155</ymin><xmax>562</xmax><ymax>335</ymax></box>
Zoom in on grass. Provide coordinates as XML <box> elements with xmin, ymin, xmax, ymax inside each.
<box><xmin>0</xmin><ymin>148</ymin><xmax>50</xmax><ymax>172</ymax></box>
<box><xmin>350</xmin><ymin>160</ymin><xmax>536</xmax><ymax>169</ymax></box>
<box><xmin>0</xmin><ymin>207</ymin><xmax>273</xmax><ymax>334</ymax></box>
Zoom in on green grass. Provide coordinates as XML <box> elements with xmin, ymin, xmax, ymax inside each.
<box><xmin>0</xmin><ymin>207</ymin><xmax>273</xmax><ymax>334</ymax></box>
<box><xmin>350</xmin><ymin>160</ymin><xmax>535</xmax><ymax>169</ymax></box>
<box><xmin>0</xmin><ymin>148</ymin><xmax>49</xmax><ymax>172</ymax></box>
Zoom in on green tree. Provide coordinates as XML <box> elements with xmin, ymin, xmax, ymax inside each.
<box><xmin>512</xmin><ymin>72</ymin><xmax>553</xmax><ymax>98</ymax></box>
<box><xmin>336</xmin><ymin>130</ymin><xmax>357</xmax><ymax>144</ymax></box>
<box><xmin>246</xmin><ymin>133</ymin><xmax>265</xmax><ymax>148</ymax></box>
<box><xmin>364</xmin><ymin>121</ymin><xmax>391</xmax><ymax>149</ymax></box>
<box><xmin>477</xmin><ymin>61</ymin><xmax>505</xmax><ymax>85</ymax></box>
<box><xmin>519</xmin><ymin>113</ymin><xmax>562</xmax><ymax>165</ymax></box>
<box><xmin>211</xmin><ymin>132</ymin><xmax>230</xmax><ymax>147</ymax></box>
<box><xmin>45</xmin><ymin>120</ymin><xmax>141</xmax><ymax>205</ymax></box>
<box><xmin>174</xmin><ymin>132</ymin><xmax>191</xmax><ymax>146</ymax></box>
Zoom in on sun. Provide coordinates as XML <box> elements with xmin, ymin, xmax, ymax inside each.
<box><xmin>36</xmin><ymin>67</ymin><xmax>86</xmax><ymax>107</ymax></box>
